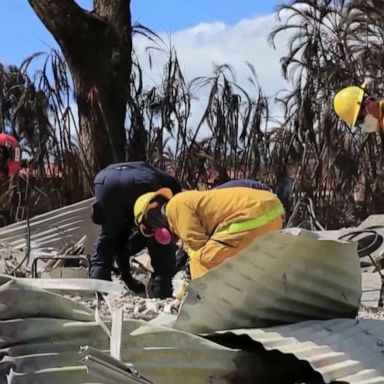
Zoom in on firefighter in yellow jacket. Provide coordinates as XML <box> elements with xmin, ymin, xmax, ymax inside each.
<box><xmin>134</xmin><ymin>187</ymin><xmax>284</xmax><ymax>280</ymax></box>
<box><xmin>334</xmin><ymin>83</ymin><xmax>384</xmax><ymax>133</ymax></box>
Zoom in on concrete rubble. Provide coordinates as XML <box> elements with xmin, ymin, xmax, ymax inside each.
<box><xmin>0</xmin><ymin>242</ymin><xmax>28</xmax><ymax>277</ymax></box>
<box><xmin>0</xmin><ymin>199</ymin><xmax>384</xmax><ymax>383</ymax></box>
<box><xmin>72</xmin><ymin>291</ymin><xmax>176</xmax><ymax>322</ymax></box>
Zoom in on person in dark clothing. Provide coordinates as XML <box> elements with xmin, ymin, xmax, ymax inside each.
<box><xmin>216</xmin><ymin>178</ymin><xmax>292</xmax><ymax>210</ymax></box>
<box><xmin>216</xmin><ymin>177</ymin><xmax>291</xmax><ymax>219</ymax></box>
<box><xmin>214</xmin><ymin>178</ymin><xmax>272</xmax><ymax>192</ymax></box>
<box><xmin>90</xmin><ymin>161</ymin><xmax>182</xmax><ymax>299</ymax></box>
<box><xmin>275</xmin><ymin>176</ymin><xmax>294</xmax><ymax>217</ymax></box>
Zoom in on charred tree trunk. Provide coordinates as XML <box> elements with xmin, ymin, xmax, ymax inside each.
<box><xmin>28</xmin><ymin>0</ymin><xmax>132</xmax><ymax>175</ymax></box>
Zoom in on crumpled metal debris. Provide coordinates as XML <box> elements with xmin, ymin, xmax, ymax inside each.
<box><xmin>207</xmin><ymin>318</ymin><xmax>384</xmax><ymax>384</ymax></box>
<box><xmin>175</xmin><ymin>228</ymin><xmax>361</xmax><ymax>333</ymax></box>
<box><xmin>0</xmin><ymin>198</ymin><xmax>98</xmax><ymax>254</ymax></box>
<box><xmin>0</xmin><ymin>202</ymin><xmax>383</xmax><ymax>384</ymax></box>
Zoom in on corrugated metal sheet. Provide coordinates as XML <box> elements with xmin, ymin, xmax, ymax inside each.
<box><xmin>81</xmin><ymin>346</ymin><xmax>154</xmax><ymax>384</ymax></box>
<box><xmin>0</xmin><ymin>277</ymin><xmax>94</xmax><ymax>321</ymax></box>
<box><xmin>3</xmin><ymin>275</ymin><xmax>124</xmax><ymax>296</ymax></box>
<box><xmin>1</xmin><ymin>318</ymin><xmax>253</xmax><ymax>384</ymax></box>
<box><xmin>0</xmin><ymin>198</ymin><xmax>98</xmax><ymax>255</ymax></box>
<box><xmin>117</xmin><ymin>322</ymin><xmax>258</xmax><ymax>384</ymax></box>
<box><xmin>2</xmin><ymin>277</ymin><xmax>383</xmax><ymax>384</ymax></box>
<box><xmin>0</xmin><ymin>275</ymin><xmax>107</xmax><ymax>383</ymax></box>
<box><xmin>0</xmin><ymin>276</ymin><xmax>260</xmax><ymax>384</ymax></box>
<box><xmin>175</xmin><ymin>228</ymin><xmax>362</xmax><ymax>334</ymax></box>
<box><xmin>6</xmin><ymin>366</ymin><xmax>91</xmax><ymax>384</ymax></box>
<box><xmin>208</xmin><ymin>318</ymin><xmax>384</xmax><ymax>384</ymax></box>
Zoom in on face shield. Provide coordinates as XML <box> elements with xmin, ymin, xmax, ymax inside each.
<box><xmin>360</xmin><ymin>115</ymin><xmax>380</xmax><ymax>133</ymax></box>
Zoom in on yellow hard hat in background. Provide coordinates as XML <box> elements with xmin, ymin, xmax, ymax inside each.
<box><xmin>134</xmin><ymin>187</ymin><xmax>173</xmax><ymax>225</ymax></box>
<box><xmin>333</xmin><ymin>84</ymin><xmax>366</xmax><ymax>126</ymax></box>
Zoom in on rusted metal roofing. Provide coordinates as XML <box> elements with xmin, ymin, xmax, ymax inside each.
<box><xmin>208</xmin><ymin>318</ymin><xmax>384</xmax><ymax>384</ymax></box>
<box><xmin>0</xmin><ymin>198</ymin><xmax>98</xmax><ymax>254</ymax></box>
<box><xmin>174</xmin><ymin>228</ymin><xmax>362</xmax><ymax>334</ymax></box>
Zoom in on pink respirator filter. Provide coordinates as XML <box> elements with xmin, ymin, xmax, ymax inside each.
<box><xmin>154</xmin><ymin>227</ymin><xmax>172</xmax><ymax>245</ymax></box>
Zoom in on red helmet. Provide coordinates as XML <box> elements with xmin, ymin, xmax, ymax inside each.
<box><xmin>0</xmin><ymin>133</ymin><xmax>21</xmax><ymax>176</ymax></box>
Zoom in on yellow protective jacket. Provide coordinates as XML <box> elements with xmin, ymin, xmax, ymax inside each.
<box><xmin>165</xmin><ymin>187</ymin><xmax>284</xmax><ymax>279</ymax></box>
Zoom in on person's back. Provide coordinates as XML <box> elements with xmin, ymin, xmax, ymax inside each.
<box><xmin>94</xmin><ymin>162</ymin><xmax>180</xmax><ymax>217</ymax></box>
<box><xmin>163</xmin><ymin>187</ymin><xmax>284</xmax><ymax>279</ymax></box>
<box><xmin>166</xmin><ymin>187</ymin><xmax>283</xmax><ymax>245</ymax></box>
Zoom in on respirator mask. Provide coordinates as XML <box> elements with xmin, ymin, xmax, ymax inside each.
<box><xmin>360</xmin><ymin>114</ymin><xmax>380</xmax><ymax>133</ymax></box>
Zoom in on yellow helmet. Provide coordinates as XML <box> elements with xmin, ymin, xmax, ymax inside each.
<box><xmin>134</xmin><ymin>188</ymin><xmax>173</xmax><ymax>226</ymax></box>
<box><xmin>333</xmin><ymin>84</ymin><xmax>366</xmax><ymax>126</ymax></box>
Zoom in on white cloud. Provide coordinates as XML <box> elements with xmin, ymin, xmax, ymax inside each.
<box><xmin>133</xmin><ymin>12</ymin><xmax>291</xmax><ymax>126</ymax></box>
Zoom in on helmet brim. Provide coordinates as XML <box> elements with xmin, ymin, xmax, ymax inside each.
<box><xmin>351</xmin><ymin>83</ymin><xmax>366</xmax><ymax>126</ymax></box>
<box><xmin>135</xmin><ymin>187</ymin><xmax>173</xmax><ymax>227</ymax></box>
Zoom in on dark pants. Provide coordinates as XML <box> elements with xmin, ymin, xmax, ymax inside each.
<box><xmin>90</xmin><ymin>227</ymin><xmax>177</xmax><ymax>297</ymax></box>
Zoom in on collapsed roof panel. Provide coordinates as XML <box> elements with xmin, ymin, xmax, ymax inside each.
<box><xmin>0</xmin><ymin>198</ymin><xmax>98</xmax><ymax>255</ymax></box>
<box><xmin>0</xmin><ymin>270</ymin><xmax>382</xmax><ymax>384</ymax></box>
<box><xmin>174</xmin><ymin>228</ymin><xmax>362</xmax><ymax>334</ymax></box>
<box><xmin>208</xmin><ymin>318</ymin><xmax>384</xmax><ymax>384</ymax></box>
<box><xmin>0</xmin><ymin>276</ymin><xmax>94</xmax><ymax>321</ymax></box>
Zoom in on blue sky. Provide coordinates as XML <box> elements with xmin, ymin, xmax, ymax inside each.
<box><xmin>0</xmin><ymin>0</ymin><xmax>278</xmax><ymax>65</ymax></box>
<box><xmin>1</xmin><ymin>0</ymin><xmax>289</xmax><ymax>123</ymax></box>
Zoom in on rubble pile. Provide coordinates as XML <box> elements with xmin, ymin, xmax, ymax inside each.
<box><xmin>69</xmin><ymin>269</ymin><xmax>187</xmax><ymax>321</ymax></box>
<box><xmin>0</xmin><ymin>241</ymin><xmax>28</xmax><ymax>276</ymax></box>
<box><xmin>358</xmin><ymin>306</ymin><xmax>384</xmax><ymax>320</ymax></box>
<box><xmin>74</xmin><ymin>292</ymin><xmax>175</xmax><ymax>321</ymax></box>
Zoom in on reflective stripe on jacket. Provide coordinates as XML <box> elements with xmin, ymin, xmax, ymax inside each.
<box><xmin>184</xmin><ymin>203</ymin><xmax>284</xmax><ymax>258</ymax></box>
<box><xmin>189</xmin><ymin>216</ymin><xmax>283</xmax><ymax>278</ymax></box>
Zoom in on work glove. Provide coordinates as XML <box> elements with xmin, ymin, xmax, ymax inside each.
<box><xmin>147</xmin><ymin>275</ymin><xmax>172</xmax><ymax>299</ymax></box>
<box><xmin>175</xmin><ymin>280</ymin><xmax>189</xmax><ymax>301</ymax></box>
<box><xmin>170</xmin><ymin>279</ymin><xmax>190</xmax><ymax>313</ymax></box>
<box><xmin>121</xmin><ymin>270</ymin><xmax>146</xmax><ymax>294</ymax></box>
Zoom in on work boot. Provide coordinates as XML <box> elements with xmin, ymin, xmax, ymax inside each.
<box><xmin>121</xmin><ymin>270</ymin><xmax>146</xmax><ymax>294</ymax></box>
